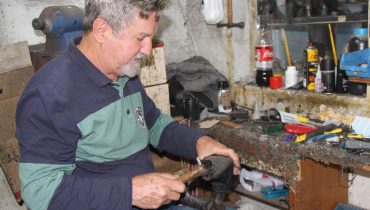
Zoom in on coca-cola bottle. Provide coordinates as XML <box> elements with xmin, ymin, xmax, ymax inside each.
<box><xmin>255</xmin><ymin>26</ymin><xmax>273</xmax><ymax>87</ymax></box>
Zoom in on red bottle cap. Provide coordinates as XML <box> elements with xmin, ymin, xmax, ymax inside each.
<box><xmin>269</xmin><ymin>76</ymin><xmax>283</xmax><ymax>89</ymax></box>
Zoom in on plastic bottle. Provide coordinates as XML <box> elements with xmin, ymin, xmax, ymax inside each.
<box><xmin>315</xmin><ymin>64</ymin><xmax>323</xmax><ymax>93</ymax></box>
<box><xmin>217</xmin><ymin>80</ymin><xmax>232</xmax><ymax>113</ymax></box>
<box><xmin>255</xmin><ymin>26</ymin><xmax>273</xmax><ymax>87</ymax></box>
<box><xmin>303</xmin><ymin>41</ymin><xmax>318</xmax><ymax>91</ymax></box>
<box><xmin>284</xmin><ymin>66</ymin><xmax>298</xmax><ymax>88</ymax></box>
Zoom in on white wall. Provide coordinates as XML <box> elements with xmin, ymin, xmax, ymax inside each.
<box><xmin>0</xmin><ymin>0</ymin><xmax>253</xmax><ymax>83</ymax></box>
<box><xmin>0</xmin><ymin>0</ymin><xmax>369</xmax><ymax>209</ymax></box>
<box><xmin>0</xmin><ymin>0</ymin><xmax>84</xmax><ymax>46</ymax></box>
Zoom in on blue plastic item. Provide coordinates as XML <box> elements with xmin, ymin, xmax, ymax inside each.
<box><xmin>260</xmin><ymin>186</ymin><xmax>289</xmax><ymax>199</ymax></box>
<box><xmin>353</xmin><ymin>28</ymin><xmax>368</xmax><ymax>36</ymax></box>
<box><xmin>340</xmin><ymin>48</ymin><xmax>370</xmax><ymax>78</ymax></box>
<box><xmin>334</xmin><ymin>203</ymin><xmax>366</xmax><ymax>210</ymax></box>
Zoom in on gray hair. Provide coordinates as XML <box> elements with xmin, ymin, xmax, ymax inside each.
<box><xmin>84</xmin><ymin>0</ymin><xmax>169</xmax><ymax>34</ymax></box>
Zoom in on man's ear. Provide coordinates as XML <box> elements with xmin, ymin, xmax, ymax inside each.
<box><xmin>92</xmin><ymin>18</ymin><xmax>110</xmax><ymax>43</ymax></box>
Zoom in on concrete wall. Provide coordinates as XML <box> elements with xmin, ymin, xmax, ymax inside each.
<box><xmin>0</xmin><ymin>0</ymin><xmax>253</xmax><ymax>83</ymax></box>
<box><xmin>0</xmin><ymin>0</ymin><xmax>369</xmax><ymax>209</ymax></box>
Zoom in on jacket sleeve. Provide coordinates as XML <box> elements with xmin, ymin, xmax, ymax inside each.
<box><xmin>140</xmin><ymin>86</ymin><xmax>207</xmax><ymax>160</ymax></box>
<box><xmin>16</xmin><ymin>87</ymin><xmax>132</xmax><ymax>210</ymax></box>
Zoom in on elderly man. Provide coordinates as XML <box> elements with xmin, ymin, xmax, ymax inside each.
<box><xmin>16</xmin><ymin>0</ymin><xmax>239</xmax><ymax>209</ymax></box>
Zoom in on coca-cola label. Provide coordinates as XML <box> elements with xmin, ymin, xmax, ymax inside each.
<box><xmin>255</xmin><ymin>46</ymin><xmax>273</xmax><ymax>62</ymax></box>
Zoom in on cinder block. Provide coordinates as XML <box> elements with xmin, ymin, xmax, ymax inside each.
<box><xmin>0</xmin><ymin>41</ymin><xmax>32</xmax><ymax>74</ymax></box>
<box><xmin>140</xmin><ymin>46</ymin><xmax>167</xmax><ymax>87</ymax></box>
<box><xmin>144</xmin><ymin>83</ymin><xmax>170</xmax><ymax>115</ymax></box>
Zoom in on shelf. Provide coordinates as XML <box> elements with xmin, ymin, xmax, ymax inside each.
<box><xmin>260</xmin><ymin>13</ymin><xmax>367</xmax><ymax>27</ymax></box>
<box><xmin>234</xmin><ymin>185</ymin><xmax>289</xmax><ymax>210</ymax></box>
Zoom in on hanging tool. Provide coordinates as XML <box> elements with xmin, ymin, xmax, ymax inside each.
<box><xmin>216</xmin><ymin>0</ymin><xmax>244</xmax><ymax>28</ymax></box>
<box><xmin>328</xmin><ymin>24</ymin><xmax>338</xmax><ymax>67</ymax></box>
<box><xmin>282</xmin><ymin>29</ymin><xmax>292</xmax><ymax>66</ymax></box>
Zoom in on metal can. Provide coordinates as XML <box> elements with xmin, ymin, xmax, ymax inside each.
<box><xmin>303</xmin><ymin>42</ymin><xmax>318</xmax><ymax>91</ymax></box>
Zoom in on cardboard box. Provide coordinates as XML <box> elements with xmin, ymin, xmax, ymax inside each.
<box><xmin>0</xmin><ymin>66</ymin><xmax>33</xmax><ymax>101</ymax></box>
<box><xmin>0</xmin><ymin>41</ymin><xmax>32</xmax><ymax>74</ymax></box>
<box><xmin>144</xmin><ymin>83</ymin><xmax>170</xmax><ymax>115</ymax></box>
<box><xmin>0</xmin><ymin>41</ymin><xmax>33</xmax><ymax>143</ymax></box>
<box><xmin>0</xmin><ymin>138</ymin><xmax>21</xmax><ymax>201</ymax></box>
<box><xmin>0</xmin><ymin>96</ymin><xmax>19</xmax><ymax>144</ymax></box>
<box><xmin>140</xmin><ymin>46</ymin><xmax>167</xmax><ymax>87</ymax></box>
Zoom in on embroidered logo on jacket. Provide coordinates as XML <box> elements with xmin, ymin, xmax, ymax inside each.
<box><xmin>135</xmin><ymin>107</ymin><xmax>146</xmax><ymax>128</ymax></box>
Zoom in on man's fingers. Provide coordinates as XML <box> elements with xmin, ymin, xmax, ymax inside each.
<box><xmin>132</xmin><ymin>173</ymin><xmax>186</xmax><ymax>209</ymax></box>
<box><xmin>167</xmin><ymin>190</ymin><xmax>182</xmax><ymax>201</ymax></box>
<box><xmin>168</xmin><ymin>179</ymin><xmax>186</xmax><ymax>193</ymax></box>
<box><xmin>159</xmin><ymin>173</ymin><xmax>179</xmax><ymax>180</ymax></box>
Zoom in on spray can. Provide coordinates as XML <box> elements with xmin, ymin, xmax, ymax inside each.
<box><xmin>303</xmin><ymin>42</ymin><xmax>318</xmax><ymax>91</ymax></box>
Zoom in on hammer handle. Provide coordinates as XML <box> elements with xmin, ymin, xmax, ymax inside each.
<box><xmin>176</xmin><ymin>167</ymin><xmax>205</xmax><ymax>183</ymax></box>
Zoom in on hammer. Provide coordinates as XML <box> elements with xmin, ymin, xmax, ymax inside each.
<box><xmin>176</xmin><ymin>158</ymin><xmax>213</xmax><ymax>183</ymax></box>
<box><xmin>177</xmin><ymin>156</ymin><xmax>237</xmax><ymax>210</ymax></box>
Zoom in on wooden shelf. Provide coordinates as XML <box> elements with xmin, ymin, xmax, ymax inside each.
<box><xmin>260</xmin><ymin>13</ymin><xmax>367</xmax><ymax>27</ymax></box>
<box><xmin>349</xmin><ymin>76</ymin><xmax>370</xmax><ymax>84</ymax></box>
<box><xmin>234</xmin><ymin>185</ymin><xmax>289</xmax><ymax>210</ymax></box>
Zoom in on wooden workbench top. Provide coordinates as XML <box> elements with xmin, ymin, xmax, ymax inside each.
<box><xmin>203</xmin><ymin>121</ymin><xmax>370</xmax><ymax>184</ymax></box>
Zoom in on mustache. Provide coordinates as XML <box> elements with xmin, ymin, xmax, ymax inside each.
<box><xmin>134</xmin><ymin>53</ymin><xmax>145</xmax><ymax>61</ymax></box>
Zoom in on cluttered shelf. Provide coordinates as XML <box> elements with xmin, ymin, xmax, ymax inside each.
<box><xmin>202</xmin><ymin>120</ymin><xmax>370</xmax><ymax>182</ymax></box>
<box><xmin>260</xmin><ymin>13</ymin><xmax>367</xmax><ymax>27</ymax></box>
<box><xmin>234</xmin><ymin>184</ymin><xmax>289</xmax><ymax>210</ymax></box>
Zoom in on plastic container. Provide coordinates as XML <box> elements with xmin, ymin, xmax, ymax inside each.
<box><xmin>255</xmin><ymin>26</ymin><xmax>274</xmax><ymax>87</ymax></box>
<box><xmin>269</xmin><ymin>76</ymin><xmax>283</xmax><ymax>89</ymax></box>
<box><xmin>239</xmin><ymin>168</ymin><xmax>285</xmax><ymax>192</ymax></box>
<box><xmin>315</xmin><ymin>64</ymin><xmax>323</xmax><ymax>93</ymax></box>
<box><xmin>285</xmin><ymin>66</ymin><xmax>298</xmax><ymax>88</ymax></box>
<box><xmin>346</xmin><ymin>28</ymin><xmax>368</xmax><ymax>96</ymax></box>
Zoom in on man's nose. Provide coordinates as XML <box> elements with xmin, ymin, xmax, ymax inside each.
<box><xmin>141</xmin><ymin>39</ymin><xmax>153</xmax><ymax>56</ymax></box>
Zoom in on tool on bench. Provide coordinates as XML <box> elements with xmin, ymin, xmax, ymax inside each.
<box><xmin>279</xmin><ymin>111</ymin><xmax>322</xmax><ymax>127</ymax></box>
<box><xmin>178</xmin><ymin>155</ymin><xmax>238</xmax><ymax>210</ymax></box>
<box><xmin>284</xmin><ymin>124</ymin><xmax>317</xmax><ymax>135</ymax></box>
<box><xmin>32</xmin><ymin>5</ymin><xmax>84</xmax><ymax>56</ymax></box>
<box><xmin>295</xmin><ymin>123</ymin><xmax>338</xmax><ymax>143</ymax></box>
<box><xmin>263</xmin><ymin>123</ymin><xmax>284</xmax><ymax>134</ymax></box>
<box><xmin>344</xmin><ymin>139</ymin><xmax>370</xmax><ymax>150</ymax></box>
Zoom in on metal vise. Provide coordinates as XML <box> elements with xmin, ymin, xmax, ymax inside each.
<box><xmin>32</xmin><ymin>5</ymin><xmax>84</xmax><ymax>56</ymax></box>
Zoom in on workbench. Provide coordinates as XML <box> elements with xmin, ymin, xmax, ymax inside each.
<box><xmin>204</xmin><ymin>121</ymin><xmax>370</xmax><ymax>210</ymax></box>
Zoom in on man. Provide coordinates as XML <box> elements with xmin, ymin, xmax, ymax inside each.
<box><xmin>16</xmin><ymin>0</ymin><xmax>240</xmax><ymax>209</ymax></box>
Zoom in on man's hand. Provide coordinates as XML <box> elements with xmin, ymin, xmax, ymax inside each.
<box><xmin>196</xmin><ymin>136</ymin><xmax>240</xmax><ymax>175</ymax></box>
<box><xmin>132</xmin><ymin>173</ymin><xmax>185</xmax><ymax>209</ymax></box>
